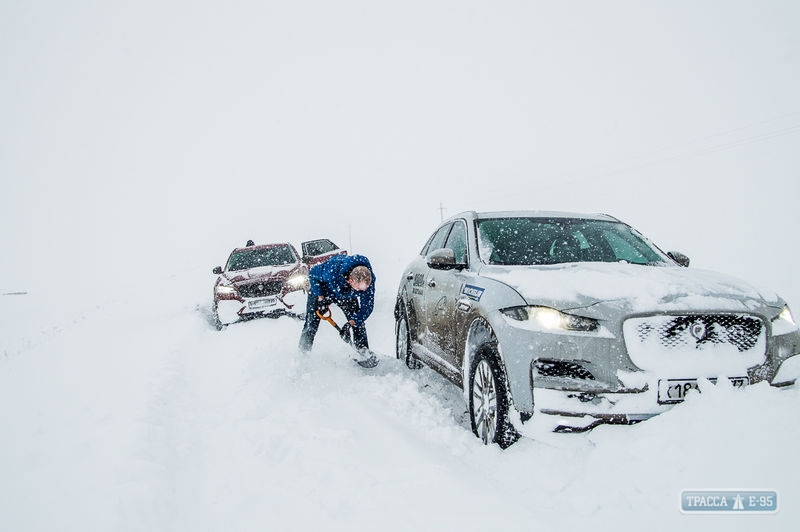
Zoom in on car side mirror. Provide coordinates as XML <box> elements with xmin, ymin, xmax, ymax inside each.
<box><xmin>427</xmin><ymin>248</ymin><xmax>457</xmax><ymax>270</ymax></box>
<box><xmin>213</xmin><ymin>266</ymin><xmax>223</xmax><ymax>274</ymax></box>
<box><xmin>667</xmin><ymin>251</ymin><xmax>690</xmax><ymax>267</ymax></box>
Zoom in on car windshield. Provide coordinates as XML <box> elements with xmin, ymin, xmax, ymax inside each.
<box><xmin>227</xmin><ymin>246</ymin><xmax>297</xmax><ymax>271</ymax></box>
<box><xmin>476</xmin><ymin>217</ymin><xmax>668</xmax><ymax>266</ymax></box>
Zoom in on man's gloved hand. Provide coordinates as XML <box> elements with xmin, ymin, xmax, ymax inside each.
<box><xmin>339</xmin><ymin>323</ymin><xmax>352</xmax><ymax>343</ymax></box>
<box><xmin>316</xmin><ymin>297</ymin><xmax>332</xmax><ymax>313</ymax></box>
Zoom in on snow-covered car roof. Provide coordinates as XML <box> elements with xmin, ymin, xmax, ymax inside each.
<box><xmin>447</xmin><ymin>210</ymin><xmax>620</xmax><ymax>222</ymax></box>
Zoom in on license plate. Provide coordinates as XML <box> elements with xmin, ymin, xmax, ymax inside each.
<box><xmin>658</xmin><ymin>377</ymin><xmax>749</xmax><ymax>404</ymax></box>
<box><xmin>248</xmin><ymin>297</ymin><xmax>277</xmax><ymax>309</ymax></box>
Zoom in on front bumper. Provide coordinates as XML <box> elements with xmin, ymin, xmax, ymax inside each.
<box><xmin>216</xmin><ymin>290</ymin><xmax>306</xmax><ymax>325</ymax></box>
<box><xmin>493</xmin><ymin>313</ymin><xmax>800</xmax><ymax>433</ymax></box>
<box><xmin>519</xmin><ymin>382</ymin><xmax>674</xmax><ymax>434</ymax></box>
<box><xmin>516</xmin><ymin>355</ymin><xmax>800</xmax><ymax>434</ymax></box>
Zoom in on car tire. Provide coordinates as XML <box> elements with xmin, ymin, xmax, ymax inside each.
<box><xmin>468</xmin><ymin>346</ymin><xmax>519</xmax><ymax>449</ymax></box>
<box><xmin>211</xmin><ymin>303</ymin><xmax>225</xmax><ymax>331</ymax></box>
<box><xmin>396</xmin><ymin>307</ymin><xmax>423</xmax><ymax>370</ymax></box>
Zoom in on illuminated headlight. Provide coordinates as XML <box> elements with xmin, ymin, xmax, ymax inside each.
<box><xmin>501</xmin><ymin>306</ymin><xmax>598</xmax><ymax>332</ymax></box>
<box><xmin>287</xmin><ymin>273</ymin><xmax>309</xmax><ymax>289</ymax></box>
<box><xmin>215</xmin><ymin>283</ymin><xmax>237</xmax><ymax>297</ymax></box>
<box><xmin>772</xmin><ymin>305</ymin><xmax>798</xmax><ymax>336</ymax></box>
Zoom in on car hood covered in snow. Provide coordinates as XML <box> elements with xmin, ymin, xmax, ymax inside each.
<box><xmin>224</xmin><ymin>265</ymin><xmax>298</xmax><ymax>284</ymax></box>
<box><xmin>480</xmin><ymin>262</ymin><xmax>783</xmax><ymax>315</ymax></box>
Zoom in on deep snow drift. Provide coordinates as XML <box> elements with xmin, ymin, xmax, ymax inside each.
<box><xmin>1</xmin><ymin>266</ymin><xmax>799</xmax><ymax>532</ymax></box>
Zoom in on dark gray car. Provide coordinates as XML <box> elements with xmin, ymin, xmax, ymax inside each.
<box><xmin>394</xmin><ymin>211</ymin><xmax>800</xmax><ymax>447</ymax></box>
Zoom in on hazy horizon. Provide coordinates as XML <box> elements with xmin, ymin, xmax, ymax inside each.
<box><xmin>2</xmin><ymin>1</ymin><xmax>798</xmax><ymax>305</ymax></box>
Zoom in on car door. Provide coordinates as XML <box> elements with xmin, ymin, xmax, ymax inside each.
<box><xmin>404</xmin><ymin>224</ymin><xmax>452</xmax><ymax>351</ymax></box>
<box><xmin>301</xmin><ymin>239</ymin><xmax>346</xmax><ymax>267</ymax></box>
<box><xmin>423</xmin><ymin>220</ymin><xmax>468</xmax><ymax>370</ymax></box>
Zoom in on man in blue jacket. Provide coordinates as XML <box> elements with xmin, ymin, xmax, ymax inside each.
<box><xmin>298</xmin><ymin>254</ymin><xmax>376</xmax><ymax>356</ymax></box>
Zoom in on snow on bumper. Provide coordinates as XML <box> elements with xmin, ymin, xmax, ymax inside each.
<box><xmin>216</xmin><ymin>290</ymin><xmax>306</xmax><ymax>325</ymax></box>
<box><xmin>494</xmin><ymin>313</ymin><xmax>800</xmax><ymax>433</ymax></box>
<box><xmin>517</xmin><ymin>385</ymin><xmax>669</xmax><ymax>434</ymax></box>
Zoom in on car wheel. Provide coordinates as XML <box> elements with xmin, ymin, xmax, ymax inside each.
<box><xmin>211</xmin><ymin>303</ymin><xmax>225</xmax><ymax>331</ymax></box>
<box><xmin>468</xmin><ymin>347</ymin><xmax>519</xmax><ymax>449</ymax></box>
<box><xmin>396</xmin><ymin>307</ymin><xmax>422</xmax><ymax>370</ymax></box>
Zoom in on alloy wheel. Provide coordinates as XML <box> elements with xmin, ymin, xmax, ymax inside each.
<box><xmin>396</xmin><ymin>317</ymin><xmax>409</xmax><ymax>361</ymax></box>
<box><xmin>472</xmin><ymin>358</ymin><xmax>498</xmax><ymax>445</ymax></box>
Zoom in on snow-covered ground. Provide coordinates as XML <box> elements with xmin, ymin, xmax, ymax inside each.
<box><xmin>3</xmin><ymin>2</ymin><xmax>800</xmax><ymax>530</ymax></box>
<box><xmin>2</xmin><ymin>263</ymin><xmax>799</xmax><ymax>532</ymax></box>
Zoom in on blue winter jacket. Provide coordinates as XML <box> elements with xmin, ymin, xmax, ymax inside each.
<box><xmin>308</xmin><ymin>254</ymin><xmax>375</xmax><ymax>326</ymax></box>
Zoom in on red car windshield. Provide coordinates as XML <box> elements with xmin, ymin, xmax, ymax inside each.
<box><xmin>227</xmin><ymin>246</ymin><xmax>297</xmax><ymax>271</ymax></box>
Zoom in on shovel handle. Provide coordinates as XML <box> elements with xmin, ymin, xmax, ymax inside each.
<box><xmin>316</xmin><ymin>308</ymin><xmax>340</xmax><ymax>331</ymax></box>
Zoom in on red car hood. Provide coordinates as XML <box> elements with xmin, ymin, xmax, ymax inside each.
<box><xmin>224</xmin><ymin>265</ymin><xmax>299</xmax><ymax>285</ymax></box>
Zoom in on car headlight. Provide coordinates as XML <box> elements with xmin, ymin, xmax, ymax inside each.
<box><xmin>287</xmin><ymin>273</ymin><xmax>309</xmax><ymax>289</ymax></box>
<box><xmin>215</xmin><ymin>282</ymin><xmax>237</xmax><ymax>297</ymax></box>
<box><xmin>501</xmin><ymin>306</ymin><xmax>599</xmax><ymax>332</ymax></box>
<box><xmin>772</xmin><ymin>305</ymin><xmax>798</xmax><ymax>336</ymax></box>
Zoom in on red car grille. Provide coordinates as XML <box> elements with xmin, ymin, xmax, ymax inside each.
<box><xmin>238</xmin><ymin>280</ymin><xmax>283</xmax><ymax>298</ymax></box>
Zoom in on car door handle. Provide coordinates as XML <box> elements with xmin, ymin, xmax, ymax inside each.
<box><xmin>428</xmin><ymin>279</ymin><xmax>436</xmax><ymax>287</ymax></box>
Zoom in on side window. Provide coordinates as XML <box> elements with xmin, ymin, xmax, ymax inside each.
<box><xmin>421</xmin><ymin>224</ymin><xmax>452</xmax><ymax>256</ymax></box>
<box><xmin>444</xmin><ymin>220</ymin><xmax>467</xmax><ymax>265</ymax></box>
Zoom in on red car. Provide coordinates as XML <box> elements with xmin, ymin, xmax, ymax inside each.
<box><xmin>212</xmin><ymin>238</ymin><xmax>346</xmax><ymax>327</ymax></box>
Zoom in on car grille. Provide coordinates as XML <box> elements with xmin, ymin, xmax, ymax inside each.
<box><xmin>634</xmin><ymin>314</ymin><xmax>763</xmax><ymax>352</ymax></box>
<box><xmin>237</xmin><ymin>280</ymin><xmax>283</xmax><ymax>298</ymax></box>
<box><xmin>623</xmin><ymin>313</ymin><xmax>766</xmax><ymax>372</ymax></box>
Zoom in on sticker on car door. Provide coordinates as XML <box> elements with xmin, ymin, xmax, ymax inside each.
<box><xmin>461</xmin><ymin>284</ymin><xmax>485</xmax><ymax>301</ymax></box>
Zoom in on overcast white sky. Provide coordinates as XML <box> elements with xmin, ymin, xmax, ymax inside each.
<box><xmin>2</xmin><ymin>1</ymin><xmax>799</xmax><ymax>305</ymax></box>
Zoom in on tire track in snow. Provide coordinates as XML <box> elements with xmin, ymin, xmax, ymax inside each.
<box><xmin>112</xmin><ymin>311</ymin><xmax>261</xmax><ymax>530</ymax></box>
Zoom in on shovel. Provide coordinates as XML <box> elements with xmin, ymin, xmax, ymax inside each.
<box><xmin>316</xmin><ymin>308</ymin><xmax>379</xmax><ymax>368</ymax></box>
